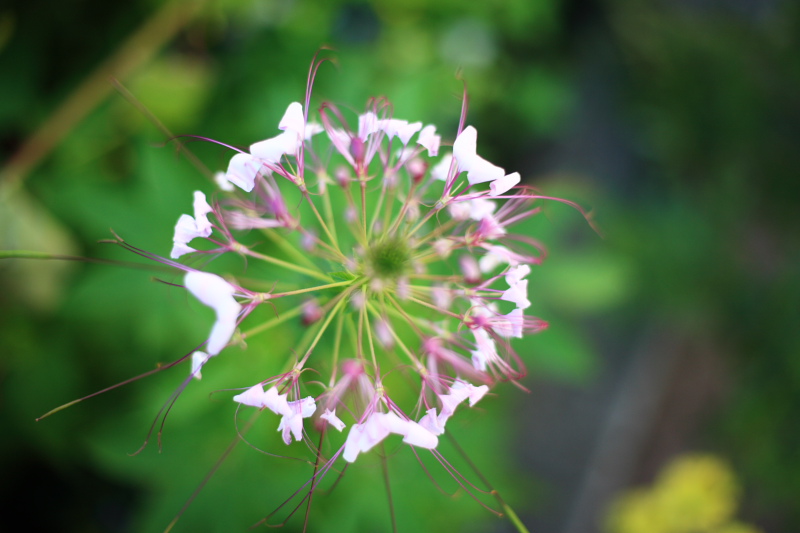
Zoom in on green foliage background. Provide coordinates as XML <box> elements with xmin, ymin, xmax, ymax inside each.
<box><xmin>1</xmin><ymin>0</ymin><xmax>798</xmax><ymax>531</ymax></box>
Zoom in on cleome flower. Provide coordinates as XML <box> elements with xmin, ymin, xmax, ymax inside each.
<box><xmin>47</xmin><ymin>56</ymin><xmax>593</xmax><ymax>530</ymax></box>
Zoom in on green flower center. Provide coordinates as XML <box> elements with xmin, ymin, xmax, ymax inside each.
<box><xmin>366</xmin><ymin>237</ymin><xmax>410</xmax><ymax>280</ymax></box>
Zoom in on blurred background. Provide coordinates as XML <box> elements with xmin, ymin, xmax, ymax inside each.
<box><xmin>1</xmin><ymin>0</ymin><xmax>798</xmax><ymax>531</ymax></box>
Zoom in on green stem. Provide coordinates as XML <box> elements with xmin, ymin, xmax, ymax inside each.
<box><xmin>239</xmin><ymin>302</ymin><xmax>305</xmax><ymax>340</ymax></box>
<box><xmin>243</xmin><ymin>248</ymin><xmax>331</xmax><ymax>282</ymax></box>
<box><xmin>297</xmin><ymin>290</ymin><xmax>352</xmax><ymax>367</ymax></box>
<box><xmin>271</xmin><ymin>279</ymin><xmax>357</xmax><ymax>298</ymax></box>
<box><xmin>261</xmin><ymin>228</ymin><xmax>321</xmax><ymax>271</ymax></box>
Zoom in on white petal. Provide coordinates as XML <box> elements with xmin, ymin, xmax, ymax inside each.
<box><xmin>233</xmin><ymin>384</ymin><xmax>267</xmax><ymax>408</ymax></box>
<box><xmin>213</xmin><ymin>171</ymin><xmax>234</xmax><ymax>191</ymax></box>
<box><xmin>170</xmin><ymin>242</ymin><xmax>196</xmax><ymax>259</ymax></box>
<box><xmin>289</xmin><ymin>396</ymin><xmax>317</xmax><ymax>418</ymax></box>
<box><xmin>467</xmin><ymin>198</ymin><xmax>497</xmax><ymax>221</ymax></box>
<box><xmin>451</xmin><ymin>379</ymin><xmax>489</xmax><ymax>407</ymax></box>
<box><xmin>506</xmin><ymin>264</ymin><xmax>531</xmax><ymax>286</ymax></box>
<box><xmin>206</xmin><ymin>300</ymin><xmax>240</xmax><ymax>355</ymax></box>
<box><xmin>278</xmin><ymin>102</ymin><xmax>305</xmax><ymax>135</ymax></box>
<box><xmin>304</xmin><ymin>122</ymin><xmax>324</xmax><ymax>139</ymax></box>
<box><xmin>262</xmin><ymin>386</ymin><xmax>290</xmax><ymax>416</ymax></box>
<box><xmin>358</xmin><ymin>111</ymin><xmax>380</xmax><ymax>138</ymax></box>
<box><xmin>192</xmin><ymin>191</ymin><xmax>213</xmax><ymax>236</ymax></box>
<box><xmin>190</xmin><ymin>351</ymin><xmax>210</xmax><ymax>380</ymax></box>
<box><xmin>471</xmin><ymin>349</ymin><xmax>488</xmax><ymax>371</ymax></box>
<box><xmin>277</xmin><ymin>411</ymin><xmax>304</xmax><ymax>444</ymax></box>
<box><xmin>250</xmin><ymin>131</ymin><xmax>298</xmax><ymax>164</ymax></box>
<box><xmin>225</xmin><ymin>153</ymin><xmax>262</xmax><ymax>192</ymax></box>
<box><xmin>479</xmin><ymin>245</ymin><xmax>521</xmax><ymax>272</ymax></box>
<box><xmin>489</xmin><ymin>172</ymin><xmax>520</xmax><ymax>196</ymax></box>
<box><xmin>501</xmin><ymin>279</ymin><xmax>530</xmax><ymax>310</ymax></box>
<box><xmin>431</xmin><ymin>154</ymin><xmax>453</xmax><ymax>181</ymax></box>
<box><xmin>401</xmin><ymin>421</ymin><xmax>438</xmax><ymax>449</ymax></box>
<box><xmin>378</xmin><ymin>118</ymin><xmax>407</xmax><ymax>139</ymax></box>
<box><xmin>448</xmin><ymin>201</ymin><xmax>472</xmax><ymax>220</ymax></box>
<box><xmin>506</xmin><ymin>308</ymin><xmax>525</xmax><ymax>338</ymax></box>
<box><xmin>466</xmin><ymin>156</ymin><xmax>505</xmax><ymax>185</ymax></box>
<box><xmin>453</xmin><ymin>126</ymin><xmax>477</xmax><ymax>166</ymax></box>
<box><xmin>453</xmin><ymin>126</ymin><xmax>506</xmax><ymax>185</ymax></box>
<box><xmin>381</xmin><ymin>119</ymin><xmax>422</xmax><ymax>145</ymax></box>
<box><xmin>375</xmin><ymin>411</ymin><xmax>408</xmax><ymax>435</ymax></box>
<box><xmin>184</xmin><ymin>271</ymin><xmax>242</xmax><ymax>355</ymax></box>
<box><xmin>173</xmin><ymin>214</ymin><xmax>200</xmax><ymax>244</ymax></box>
<box><xmin>417</xmin><ymin>125</ymin><xmax>440</xmax><ymax>156</ymax></box>
<box><xmin>439</xmin><ymin>392</ymin><xmax>466</xmax><ymax>422</ymax></box>
<box><xmin>343</xmin><ymin>424</ymin><xmax>367</xmax><ymax>462</ymax></box>
<box><xmin>419</xmin><ymin>408</ymin><xmax>445</xmax><ymax>436</ymax></box>
<box><xmin>321</xmin><ymin>409</ymin><xmax>346</xmax><ymax>432</ymax></box>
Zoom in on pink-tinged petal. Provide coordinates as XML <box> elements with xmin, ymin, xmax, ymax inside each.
<box><xmin>343</xmin><ymin>424</ymin><xmax>367</xmax><ymax>462</ymax></box>
<box><xmin>170</xmin><ymin>242</ymin><xmax>196</xmax><ymax>259</ymax></box>
<box><xmin>417</xmin><ymin>125</ymin><xmax>440</xmax><ymax>156</ymax></box>
<box><xmin>225</xmin><ymin>153</ymin><xmax>262</xmax><ymax>192</ymax></box>
<box><xmin>173</xmin><ymin>214</ymin><xmax>199</xmax><ymax>245</ymax></box>
<box><xmin>431</xmin><ymin>284</ymin><xmax>452</xmax><ymax>309</ymax></box>
<box><xmin>278</xmin><ymin>102</ymin><xmax>305</xmax><ymax>135</ymax></box>
<box><xmin>321</xmin><ymin>409</ymin><xmax>346</xmax><ymax>432</ymax></box>
<box><xmin>439</xmin><ymin>390</ymin><xmax>468</xmax><ymax>423</ymax></box>
<box><xmin>419</xmin><ymin>408</ymin><xmax>445</xmax><ymax>436</ymax></box>
<box><xmin>478</xmin><ymin>244</ymin><xmax>524</xmax><ymax>272</ymax></box>
<box><xmin>431</xmin><ymin>154</ymin><xmax>453</xmax><ymax>181</ymax></box>
<box><xmin>262</xmin><ymin>386</ymin><xmax>290</xmax><ymax>416</ymax></box>
<box><xmin>206</xmin><ymin>300</ymin><xmax>240</xmax><ymax>355</ymax></box>
<box><xmin>451</xmin><ymin>379</ymin><xmax>489</xmax><ymax>407</ymax></box>
<box><xmin>381</xmin><ymin>119</ymin><xmax>422</xmax><ymax>145</ymax></box>
<box><xmin>304</xmin><ymin>122</ymin><xmax>323</xmax><ymax>139</ymax></box>
<box><xmin>489</xmin><ymin>172</ymin><xmax>521</xmax><ymax>196</ymax></box>
<box><xmin>277</xmin><ymin>412</ymin><xmax>304</xmax><ymax>444</ymax></box>
<box><xmin>467</xmin><ymin>198</ymin><xmax>497</xmax><ymax>221</ymax></box>
<box><xmin>377</xmin><ymin>118</ymin><xmax>407</xmax><ymax>139</ymax></box>
<box><xmin>250</xmin><ymin>131</ymin><xmax>297</xmax><ymax>164</ymax></box>
<box><xmin>500</xmin><ymin>279</ymin><xmax>530</xmax><ymax>310</ymax></box>
<box><xmin>448</xmin><ymin>201</ymin><xmax>471</xmax><ymax>220</ymax></box>
<box><xmin>358</xmin><ymin>111</ymin><xmax>380</xmax><ymax>139</ymax></box>
<box><xmin>225</xmin><ymin>211</ymin><xmax>283</xmax><ymax>230</ymax></box>
<box><xmin>343</xmin><ymin>415</ymin><xmax>391</xmax><ymax>463</ymax></box>
<box><xmin>190</xmin><ymin>351</ymin><xmax>210</xmax><ymax>380</ymax></box>
<box><xmin>453</xmin><ymin>126</ymin><xmax>506</xmax><ymax>185</ymax></box>
<box><xmin>375</xmin><ymin>318</ymin><xmax>394</xmax><ymax>349</ymax></box>
<box><xmin>459</xmin><ymin>255</ymin><xmax>482</xmax><ymax>285</ymax></box>
<box><xmin>506</xmin><ymin>264</ymin><xmax>531</xmax><ymax>286</ymax></box>
<box><xmin>184</xmin><ymin>271</ymin><xmax>242</xmax><ymax>355</ymax></box>
<box><xmin>192</xmin><ymin>191</ymin><xmax>213</xmax><ymax>236</ymax></box>
<box><xmin>288</xmin><ymin>396</ymin><xmax>317</xmax><ymax>418</ymax></box>
<box><xmin>507</xmin><ymin>308</ymin><xmax>525</xmax><ymax>338</ymax></box>
<box><xmin>476</xmin><ymin>214</ymin><xmax>506</xmax><ymax>241</ymax></box>
<box><xmin>398</xmin><ymin>122</ymin><xmax>423</xmax><ymax>144</ymax></box>
<box><xmin>213</xmin><ymin>171</ymin><xmax>234</xmax><ymax>191</ymax></box>
<box><xmin>233</xmin><ymin>384</ymin><xmax>268</xmax><ymax>408</ymax></box>
<box><xmin>375</xmin><ymin>411</ymin><xmax>407</xmax><ymax>435</ymax></box>
<box><xmin>471</xmin><ymin>328</ymin><xmax>498</xmax><ymax>371</ymax></box>
<box><xmin>401</xmin><ymin>421</ymin><xmax>438</xmax><ymax>449</ymax></box>
<box><xmin>453</xmin><ymin>126</ymin><xmax>477</xmax><ymax>166</ymax></box>
<box><xmin>466</xmin><ymin>156</ymin><xmax>505</xmax><ymax>185</ymax></box>
<box><xmin>328</xmin><ymin>128</ymin><xmax>354</xmax><ymax>164</ymax></box>
<box><xmin>471</xmin><ymin>349</ymin><xmax>488</xmax><ymax>371</ymax></box>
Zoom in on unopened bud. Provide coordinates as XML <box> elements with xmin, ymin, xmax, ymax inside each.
<box><xmin>459</xmin><ymin>255</ymin><xmax>482</xmax><ymax>285</ymax></box>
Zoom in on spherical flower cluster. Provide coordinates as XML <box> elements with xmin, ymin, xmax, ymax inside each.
<box><xmin>173</xmin><ymin>93</ymin><xmax>549</xmax><ymax>448</ymax></box>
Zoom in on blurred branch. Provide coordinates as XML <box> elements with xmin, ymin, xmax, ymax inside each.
<box><xmin>0</xmin><ymin>0</ymin><xmax>206</xmax><ymax>190</ymax></box>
